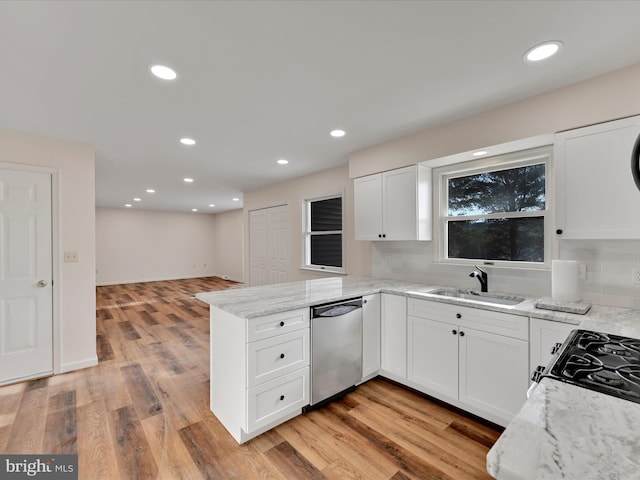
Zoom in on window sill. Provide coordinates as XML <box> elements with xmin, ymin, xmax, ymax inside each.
<box><xmin>299</xmin><ymin>266</ymin><xmax>347</xmax><ymax>276</ymax></box>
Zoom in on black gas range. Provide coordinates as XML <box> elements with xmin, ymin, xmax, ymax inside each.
<box><xmin>531</xmin><ymin>329</ymin><xmax>640</xmax><ymax>404</ymax></box>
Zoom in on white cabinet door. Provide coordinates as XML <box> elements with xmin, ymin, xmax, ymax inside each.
<box><xmin>362</xmin><ymin>294</ymin><xmax>381</xmax><ymax>380</ymax></box>
<box><xmin>459</xmin><ymin>327</ymin><xmax>529</xmax><ymax>423</ymax></box>
<box><xmin>354</xmin><ymin>173</ymin><xmax>383</xmax><ymax>240</ymax></box>
<box><xmin>383</xmin><ymin>166</ymin><xmax>419</xmax><ymax>240</ymax></box>
<box><xmin>380</xmin><ymin>293</ymin><xmax>407</xmax><ymax>379</ymax></box>
<box><xmin>530</xmin><ymin>318</ymin><xmax>575</xmax><ymax>371</ymax></box>
<box><xmin>407</xmin><ymin>315</ymin><xmax>458</xmax><ymax>401</ymax></box>
<box><xmin>556</xmin><ymin>115</ymin><xmax>640</xmax><ymax>239</ymax></box>
<box><xmin>353</xmin><ymin>165</ymin><xmax>431</xmax><ymax>241</ymax></box>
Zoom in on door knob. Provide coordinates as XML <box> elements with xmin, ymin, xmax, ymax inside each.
<box><xmin>37</xmin><ymin>280</ymin><xmax>48</xmax><ymax>288</ymax></box>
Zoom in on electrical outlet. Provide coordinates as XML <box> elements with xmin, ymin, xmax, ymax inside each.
<box><xmin>578</xmin><ymin>263</ymin><xmax>587</xmax><ymax>281</ymax></box>
<box><xmin>633</xmin><ymin>267</ymin><xmax>640</xmax><ymax>285</ymax></box>
<box><xmin>64</xmin><ymin>251</ymin><xmax>79</xmax><ymax>263</ymax></box>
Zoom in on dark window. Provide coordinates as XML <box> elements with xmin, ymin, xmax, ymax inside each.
<box><xmin>447</xmin><ymin>217</ymin><xmax>544</xmax><ymax>262</ymax></box>
<box><xmin>305</xmin><ymin>195</ymin><xmax>343</xmax><ymax>270</ymax></box>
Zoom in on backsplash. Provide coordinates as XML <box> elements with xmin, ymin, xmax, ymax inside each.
<box><xmin>371</xmin><ymin>240</ymin><xmax>640</xmax><ymax>309</ymax></box>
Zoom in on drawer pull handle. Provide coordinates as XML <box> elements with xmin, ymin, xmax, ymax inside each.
<box><xmin>451</xmin><ymin>329</ymin><xmax>457</xmax><ymax>335</ymax></box>
<box><xmin>280</xmin><ymin>353</ymin><xmax>285</xmax><ymax>359</ymax></box>
<box><xmin>280</xmin><ymin>395</ymin><xmax>285</xmax><ymax>401</ymax></box>
<box><xmin>459</xmin><ymin>331</ymin><xmax>465</xmax><ymax>337</ymax></box>
<box><xmin>456</xmin><ymin>313</ymin><xmax>461</xmax><ymax>319</ymax></box>
<box><xmin>279</xmin><ymin>321</ymin><xmax>285</xmax><ymax>327</ymax></box>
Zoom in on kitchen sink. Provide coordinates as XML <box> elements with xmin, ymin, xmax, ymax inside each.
<box><xmin>416</xmin><ymin>289</ymin><xmax>525</xmax><ymax>306</ymax></box>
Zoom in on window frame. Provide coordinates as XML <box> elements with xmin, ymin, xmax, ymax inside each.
<box><xmin>434</xmin><ymin>146</ymin><xmax>553</xmax><ymax>270</ymax></box>
<box><xmin>301</xmin><ymin>192</ymin><xmax>346</xmax><ymax>274</ymax></box>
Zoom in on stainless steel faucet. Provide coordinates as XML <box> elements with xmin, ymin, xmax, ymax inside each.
<box><xmin>469</xmin><ymin>265</ymin><xmax>488</xmax><ymax>292</ymax></box>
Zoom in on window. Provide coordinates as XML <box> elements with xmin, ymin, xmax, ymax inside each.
<box><xmin>303</xmin><ymin>194</ymin><xmax>344</xmax><ymax>273</ymax></box>
<box><xmin>438</xmin><ymin>147</ymin><xmax>550</xmax><ymax>267</ymax></box>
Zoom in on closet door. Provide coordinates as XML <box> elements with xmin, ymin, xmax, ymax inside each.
<box><xmin>249</xmin><ymin>205</ymin><xmax>288</xmax><ymax>286</ymax></box>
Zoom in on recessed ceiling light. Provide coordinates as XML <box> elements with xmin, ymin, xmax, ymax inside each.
<box><xmin>524</xmin><ymin>41</ymin><xmax>563</xmax><ymax>62</ymax></box>
<box><xmin>146</xmin><ymin>189</ymin><xmax>155</xmax><ymax>193</ymax></box>
<box><xmin>472</xmin><ymin>151</ymin><xmax>488</xmax><ymax>157</ymax></box>
<box><xmin>330</xmin><ymin>129</ymin><xmax>346</xmax><ymax>138</ymax></box>
<box><xmin>277</xmin><ymin>159</ymin><xmax>289</xmax><ymax>165</ymax></box>
<box><xmin>125</xmin><ymin>204</ymin><xmax>132</xmax><ymax>208</ymax></box>
<box><xmin>209</xmin><ymin>204</ymin><xmax>216</xmax><ymax>207</ymax></box>
<box><xmin>150</xmin><ymin>64</ymin><xmax>177</xmax><ymax>80</ymax></box>
<box><xmin>133</xmin><ymin>197</ymin><xmax>141</xmax><ymax>202</ymax></box>
<box><xmin>192</xmin><ymin>208</ymin><xmax>198</xmax><ymax>212</ymax></box>
<box><xmin>184</xmin><ymin>178</ymin><xmax>194</xmax><ymax>183</ymax></box>
<box><xmin>180</xmin><ymin>138</ymin><xmax>196</xmax><ymax>146</ymax></box>
<box><xmin>232</xmin><ymin>197</ymin><xmax>240</xmax><ymax>202</ymax></box>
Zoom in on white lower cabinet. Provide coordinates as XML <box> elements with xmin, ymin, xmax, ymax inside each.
<box><xmin>530</xmin><ymin>317</ymin><xmax>576</xmax><ymax>372</ymax></box>
<box><xmin>458</xmin><ymin>326</ymin><xmax>529</xmax><ymax>423</ymax></box>
<box><xmin>210</xmin><ymin>306</ymin><xmax>310</xmax><ymax>444</ymax></box>
<box><xmin>406</xmin><ymin>298</ymin><xmax>529</xmax><ymax>427</ymax></box>
<box><xmin>380</xmin><ymin>293</ymin><xmax>407</xmax><ymax>380</ymax></box>
<box><xmin>247</xmin><ymin>368</ymin><xmax>309</xmax><ymax>433</ymax></box>
<box><xmin>362</xmin><ymin>293</ymin><xmax>381</xmax><ymax>380</ymax></box>
<box><xmin>408</xmin><ymin>315</ymin><xmax>458</xmax><ymax>400</ymax></box>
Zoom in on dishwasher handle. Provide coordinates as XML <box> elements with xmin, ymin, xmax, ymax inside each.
<box><xmin>317</xmin><ymin>304</ymin><xmax>359</xmax><ymax>317</ymax></box>
<box><xmin>311</xmin><ymin>298</ymin><xmax>362</xmax><ymax>318</ymax></box>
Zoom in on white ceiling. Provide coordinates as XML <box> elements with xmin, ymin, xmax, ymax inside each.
<box><xmin>2</xmin><ymin>1</ymin><xmax>640</xmax><ymax>213</ymax></box>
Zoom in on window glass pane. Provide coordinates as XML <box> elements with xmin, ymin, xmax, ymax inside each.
<box><xmin>310</xmin><ymin>234</ymin><xmax>342</xmax><ymax>267</ymax></box>
<box><xmin>448</xmin><ymin>164</ymin><xmax>545</xmax><ymax>216</ymax></box>
<box><xmin>447</xmin><ymin>217</ymin><xmax>544</xmax><ymax>262</ymax></box>
<box><xmin>310</xmin><ymin>197</ymin><xmax>342</xmax><ymax>231</ymax></box>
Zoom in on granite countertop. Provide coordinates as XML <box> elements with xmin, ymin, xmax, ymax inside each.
<box><xmin>195</xmin><ymin>276</ymin><xmax>428</xmax><ymax>318</ymax></box>
<box><xmin>197</xmin><ymin>275</ymin><xmax>640</xmax><ymax>480</ymax></box>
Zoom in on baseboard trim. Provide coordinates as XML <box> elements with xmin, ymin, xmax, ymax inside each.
<box><xmin>96</xmin><ymin>273</ymin><xmax>242</xmax><ymax>287</ymax></box>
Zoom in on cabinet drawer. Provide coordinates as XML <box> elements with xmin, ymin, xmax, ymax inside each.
<box><xmin>247</xmin><ymin>308</ymin><xmax>309</xmax><ymax>342</ymax></box>
<box><xmin>408</xmin><ymin>298</ymin><xmax>528</xmax><ymax>340</ymax></box>
<box><xmin>247</xmin><ymin>329</ymin><xmax>310</xmax><ymax>387</ymax></box>
<box><xmin>246</xmin><ymin>367</ymin><xmax>309</xmax><ymax>434</ymax></box>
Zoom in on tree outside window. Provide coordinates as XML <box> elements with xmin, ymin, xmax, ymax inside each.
<box><xmin>444</xmin><ymin>161</ymin><xmax>547</xmax><ymax>264</ymax></box>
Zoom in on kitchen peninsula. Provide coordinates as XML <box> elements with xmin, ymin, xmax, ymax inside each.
<box><xmin>197</xmin><ymin>276</ymin><xmax>640</xmax><ymax>479</ymax></box>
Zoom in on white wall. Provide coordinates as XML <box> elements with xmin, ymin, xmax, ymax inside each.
<box><xmin>243</xmin><ymin>165</ymin><xmax>371</xmax><ymax>283</ymax></box>
<box><xmin>96</xmin><ymin>208</ymin><xmax>225</xmax><ymax>285</ymax></box>
<box><xmin>350</xmin><ymin>63</ymin><xmax>640</xmax><ymax>178</ymax></box>
<box><xmin>213</xmin><ymin>209</ymin><xmax>244</xmax><ymax>282</ymax></box>
<box><xmin>0</xmin><ymin>130</ymin><xmax>96</xmax><ymax>373</ymax></box>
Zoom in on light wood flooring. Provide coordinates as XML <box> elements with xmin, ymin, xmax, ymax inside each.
<box><xmin>0</xmin><ymin>276</ymin><xmax>503</xmax><ymax>479</ymax></box>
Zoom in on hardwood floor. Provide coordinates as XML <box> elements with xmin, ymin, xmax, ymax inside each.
<box><xmin>0</xmin><ymin>276</ymin><xmax>503</xmax><ymax>479</ymax></box>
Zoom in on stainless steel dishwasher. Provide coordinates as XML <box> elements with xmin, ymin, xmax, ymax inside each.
<box><xmin>308</xmin><ymin>297</ymin><xmax>363</xmax><ymax>408</ymax></box>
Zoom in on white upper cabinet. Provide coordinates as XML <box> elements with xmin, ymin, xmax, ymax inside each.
<box><xmin>555</xmin><ymin>115</ymin><xmax>640</xmax><ymax>239</ymax></box>
<box><xmin>354</xmin><ymin>165</ymin><xmax>431</xmax><ymax>241</ymax></box>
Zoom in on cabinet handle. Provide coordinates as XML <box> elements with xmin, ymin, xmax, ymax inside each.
<box><xmin>556</xmin><ymin>229</ymin><xmax>563</xmax><ymax>235</ymax></box>
<box><xmin>378</xmin><ymin>234</ymin><xmax>382</xmax><ymax>238</ymax></box>
<box><xmin>382</xmin><ymin>234</ymin><xmax>386</xmax><ymax>238</ymax></box>
<box><xmin>456</xmin><ymin>313</ymin><xmax>461</xmax><ymax>319</ymax></box>
<box><xmin>459</xmin><ymin>331</ymin><xmax>465</xmax><ymax>337</ymax></box>
<box><xmin>451</xmin><ymin>329</ymin><xmax>457</xmax><ymax>335</ymax></box>
<box><xmin>280</xmin><ymin>395</ymin><xmax>285</xmax><ymax>401</ymax></box>
<box><xmin>363</xmin><ymin>299</ymin><xmax>367</xmax><ymax>304</ymax></box>
<box><xmin>280</xmin><ymin>353</ymin><xmax>285</xmax><ymax>359</ymax></box>
<box><xmin>279</xmin><ymin>321</ymin><xmax>285</xmax><ymax>327</ymax></box>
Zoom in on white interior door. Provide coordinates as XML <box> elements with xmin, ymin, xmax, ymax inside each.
<box><xmin>249</xmin><ymin>205</ymin><xmax>288</xmax><ymax>286</ymax></box>
<box><xmin>249</xmin><ymin>209</ymin><xmax>267</xmax><ymax>286</ymax></box>
<box><xmin>0</xmin><ymin>168</ymin><xmax>53</xmax><ymax>384</ymax></box>
<box><xmin>267</xmin><ymin>205</ymin><xmax>288</xmax><ymax>284</ymax></box>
